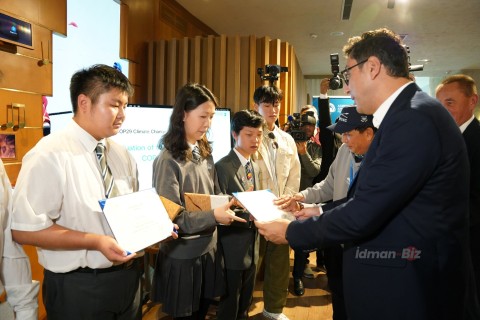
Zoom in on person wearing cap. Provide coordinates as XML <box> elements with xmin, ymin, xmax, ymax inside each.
<box><xmin>279</xmin><ymin>106</ymin><xmax>376</xmax><ymax>319</ymax></box>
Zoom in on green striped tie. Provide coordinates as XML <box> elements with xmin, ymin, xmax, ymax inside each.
<box><xmin>95</xmin><ymin>143</ymin><xmax>118</xmax><ymax>198</ymax></box>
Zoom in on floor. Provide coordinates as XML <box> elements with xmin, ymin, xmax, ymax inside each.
<box><xmin>142</xmin><ymin>250</ymin><xmax>334</xmax><ymax>320</ymax></box>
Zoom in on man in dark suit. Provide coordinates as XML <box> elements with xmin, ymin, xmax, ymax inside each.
<box><xmin>215</xmin><ymin>109</ymin><xmax>264</xmax><ymax>320</ymax></box>
<box><xmin>255</xmin><ymin>28</ymin><xmax>470</xmax><ymax>320</ymax></box>
<box><xmin>436</xmin><ymin>74</ymin><xmax>480</xmax><ymax>306</ymax></box>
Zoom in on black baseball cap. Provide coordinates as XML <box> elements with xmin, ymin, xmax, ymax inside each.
<box><xmin>327</xmin><ymin>107</ymin><xmax>374</xmax><ymax>134</ymax></box>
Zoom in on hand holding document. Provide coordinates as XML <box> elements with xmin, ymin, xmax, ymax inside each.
<box><xmin>233</xmin><ymin>189</ymin><xmax>295</xmax><ymax>222</ymax></box>
<box><xmin>100</xmin><ymin>188</ymin><xmax>174</xmax><ymax>254</ymax></box>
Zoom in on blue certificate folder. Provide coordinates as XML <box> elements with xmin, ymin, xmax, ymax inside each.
<box><xmin>99</xmin><ymin>188</ymin><xmax>174</xmax><ymax>253</ymax></box>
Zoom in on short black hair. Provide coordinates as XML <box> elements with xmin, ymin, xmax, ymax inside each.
<box><xmin>231</xmin><ymin>109</ymin><xmax>264</xmax><ymax>135</ymax></box>
<box><xmin>70</xmin><ymin>64</ymin><xmax>133</xmax><ymax>114</ymax></box>
<box><xmin>253</xmin><ymin>85</ymin><xmax>283</xmax><ymax>105</ymax></box>
<box><xmin>343</xmin><ymin>28</ymin><xmax>410</xmax><ymax>78</ymax></box>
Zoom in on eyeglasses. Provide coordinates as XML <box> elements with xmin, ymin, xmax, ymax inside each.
<box><xmin>340</xmin><ymin>59</ymin><xmax>368</xmax><ymax>85</ymax></box>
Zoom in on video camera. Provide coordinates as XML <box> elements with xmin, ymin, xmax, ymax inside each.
<box><xmin>329</xmin><ymin>53</ymin><xmax>343</xmax><ymax>90</ymax></box>
<box><xmin>257</xmin><ymin>64</ymin><xmax>288</xmax><ymax>86</ymax></box>
<box><xmin>286</xmin><ymin>111</ymin><xmax>316</xmax><ymax>142</ymax></box>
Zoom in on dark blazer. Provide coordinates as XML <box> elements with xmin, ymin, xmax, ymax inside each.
<box><xmin>215</xmin><ymin>150</ymin><xmax>260</xmax><ymax>270</ymax></box>
<box><xmin>287</xmin><ymin>83</ymin><xmax>470</xmax><ymax>320</ymax></box>
<box><xmin>463</xmin><ymin>117</ymin><xmax>480</xmax><ymax>228</ymax></box>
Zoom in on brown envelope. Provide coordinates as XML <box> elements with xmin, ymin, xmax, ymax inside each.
<box><xmin>184</xmin><ymin>192</ymin><xmax>212</xmax><ymax>211</ymax></box>
<box><xmin>159</xmin><ymin>196</ymin><xmax>183</xmax><ymax>221</ymax></box>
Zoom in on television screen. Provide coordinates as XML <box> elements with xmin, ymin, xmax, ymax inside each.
<box><xmin>0</xmin><ymin>11</ymin><xmax>33</xmax><ymax>49</ymax></box>
<box><xmin>313</xmin><ymin>96</ymin><xmax>355</xmax><ymax>123</ymax></box>
<box><xmin>50</xmin><ymin>105</ymin><xmax>233</xmax><ymax>190</ymax></box>
<box><xmin>111</xmin><ymin>105</ymin><xmax>232</xmax><ymax>190</ymax></box>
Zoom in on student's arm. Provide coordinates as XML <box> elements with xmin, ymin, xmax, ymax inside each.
<box><xmin>12</xmin><ymin>224</ymin><xmax>135</xmax><ymax>263</ymax></box>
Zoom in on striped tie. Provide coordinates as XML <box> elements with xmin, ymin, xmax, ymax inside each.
<box><xmin>95</xmin><ymin>143</ymin><xmax>118</xmax><ymax>198</ymax></box>
<box><xmin>192</xmin><ymin>146</ymin><xmax>201</xmax><ymax>162</ymax></box>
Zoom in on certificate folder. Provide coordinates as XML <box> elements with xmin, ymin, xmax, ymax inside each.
<box><xmin>100</xmin><ymin>188</ymin><xmax>174</xmax><ymax>253</ymax></box>
<box><xmin>233</xmin><ymin>189</ymin><xmax>295</xmax><ymax>222</ymax></box>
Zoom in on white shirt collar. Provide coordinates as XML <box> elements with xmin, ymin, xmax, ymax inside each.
<box><xmin>373</xmin><ymin>81</ymin><xmax>413</xmax><ymax>129</ymax></box>
<box><xmin>459</xmin><ymin>115</ymin><xmax>475</xmax><ymax>133</ymax></box>
<box><xmin>70</xmin><ymin>120</ymin><xmax>104</xmax><ymax>152</ymax></box>
<box><xmin>188</xmin><ymin>142</ymin><xmax>199</xmax><ymax>151</ymax></box>
<box><xmin>233</xmin><ymin>148</ymin><xmax>250</xmax><ymax>166</ymax></box>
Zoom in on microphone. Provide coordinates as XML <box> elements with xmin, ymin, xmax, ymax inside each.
<box><xmin>268</xmin><ymin>132</ymin><xmax>278</xmax><ymax>149</ymax></box>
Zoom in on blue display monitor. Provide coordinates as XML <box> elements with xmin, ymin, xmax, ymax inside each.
<box><xmin>313</xmin><ymin>96</ymin><xmax>355</xmax><ymax>123</ymax></box>
<box><xmin>0</xmin><ymin>11</ymin><xmax>33</xmax><ymax>49</ymax></box>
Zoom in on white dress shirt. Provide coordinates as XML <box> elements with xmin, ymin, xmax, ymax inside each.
<box><xmin>11</xmin><ymin>121</ymin><xmax>138</xmax><ymax>273</ymax></box>
<box><xmin>0</xmin><ymin>161</ymin><xmax>39</xmax><ymax>320</ymax></box>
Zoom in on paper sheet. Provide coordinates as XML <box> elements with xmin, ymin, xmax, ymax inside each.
<box><xmin>101</xmin><ymin>188</ymin><xmax>174</xmax><ymax>253</ymax></box>
<box><xmin>233</xmin><ymin>189</ymin><xmax>295</xmax><ymax>222</ymax></box>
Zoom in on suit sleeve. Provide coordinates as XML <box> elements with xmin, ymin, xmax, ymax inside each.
<box><xmin>288</xmin><ymin>110</ymin><xmax>442</xmax><ymax>249</ymax></box>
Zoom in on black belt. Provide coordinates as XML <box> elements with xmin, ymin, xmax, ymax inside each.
<box><xmin>67</xmin><ymin>258</ymin><xmax>139</xmax><ymax>274</ymax></box>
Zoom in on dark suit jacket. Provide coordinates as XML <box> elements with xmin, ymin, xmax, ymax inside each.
<box><xmin>287</xmin><ymin>83</ymin><xmax>470</xmax><ymax>320</ymax></box>
<box><xmin>464</xmin><ymin>118</ymin><xmax>480</xmax><ymax>228</ymax></box>
<box><xmin>215</xmin><ymin>150</ymin><xmax>260</xmax><ymax>270</ymax></box>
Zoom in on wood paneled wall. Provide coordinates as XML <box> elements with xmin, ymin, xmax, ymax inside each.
<box><xmin>145</xmin><ymin>35</ymin><xmax>303</xmax><ymax>124</ymax></box>
<box><xmin>121</xmin><ymin>0</ymin><xmax>307</xmax><ymax>119</ymax></box>
<box><xmin>0</xmin><ymin>2</ymin><xmax>66</xmax><ymax>319</ymax></box>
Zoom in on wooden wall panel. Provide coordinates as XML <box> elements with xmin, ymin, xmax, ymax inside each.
<box><xmin>146</xmin><ymin>34</ymin><xmax>303</xmax><ymax>118</ymax></box>
<box><xmin>39</xmin><ymin>0</ymin><xmax>67</xmax><ymax>35</ymax></box>
<box><xmin>155</xmin><ymin>41</ymin><xmax>167</xmax><ymax>104</ymax></box>
<box><xmin>0</xmin><ymin>50</ymin><xmax>52</xmax><ymax>95</ymax></box>
<box><xmin>225</xmin><ymin>35</ymin><xmax>240</xmax><ymax>111</ymax></box>
<box><xmin>178</xmin><ymin>38</ymin><xmax>189</xmax><ymax>87</ymax></box>
<box><xmin>213</xmin><ymin>35</ymin><xmax>227</xmax><ymax>106</ymax></box>
<box><xmin>166</xmin><ymin>39</ymin><xmax>178</xmax><ymax>105</ymax></box>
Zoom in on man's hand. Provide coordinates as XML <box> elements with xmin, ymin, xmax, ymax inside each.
<box><xmin>274</xmin><ymin>193</ymin><xmax>305</xmax><ymax>212</ymax></box>
<box><xmin>295</xmin><ymin>141</ymin><xmax>307</xmax><ymax>155</ymax></box>
<box><xmin>320</xmin><ymin>78</ymin><xmax>330</xmax><ymax>95</ymax></box>
<box><xmin>255</xmin><ymin>219</ymin><xmax>291</xmax><ymax>244</ymax></box>
<box><xmin>96</xmin><ymin>235</ymin><xmax>137</xmax><ymax>263</ymax></box>
<box><xmin>294</xmin><ymin>206</ymin><xmax>321</xmax><ymax>220</ymax></box>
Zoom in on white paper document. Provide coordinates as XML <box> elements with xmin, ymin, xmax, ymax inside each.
<box><xmin>233</xmin><ymin>189</ymin><xmax>295</xmax><ymax>222</ymax></box>
<box><xmin>101</xmin><ymin>188</ymin><xmax>174</xmax><ymax>253</ymax></box>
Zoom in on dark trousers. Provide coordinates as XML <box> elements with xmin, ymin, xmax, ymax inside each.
<box><xmin>323</xmin><ymin>245</ymin><xmax>347</xmax><ymax>320</ymax></box>
<box><xmin>43</xmin><ymin>265</ymin><xmax>142</xmax><ymax>320</ymax></box>
<box><xmin>217</xmin><ymin>264</ymin><xmax>257</xmax><ymax>320</ymax></box>
<box><xmin>173</xmin><ymin>299</ymin><xmax>212</xmax><ymax>320</ymax></box>
<box><xmin>292</xmin><ymin>249</ymin><xmax>325</xmax><ymax>279</ymax></box>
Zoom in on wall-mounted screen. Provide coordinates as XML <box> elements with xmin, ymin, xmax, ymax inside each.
<box><xmin>313</xmin><ymin>96</ymin><xmax>355</xmax><ymax>123</ymax></box>
<box><xmin>0</xmin><ymin>11</ymin><xmax>33</xmax><ymax>49</ymax></box>
<box><xmin>50</xmin><ymin>106</ymin><xmax>233</xmax><ymax>190</ymax></box>
<box><xmin>111</xmin><ymin>105</ymin><xmax>232</xmax><ymax>190</ymax></box>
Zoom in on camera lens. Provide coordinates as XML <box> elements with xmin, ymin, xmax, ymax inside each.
<box><xmin>329</xmin><ymin>76</ymin><xmax>343</xmax><ymax>90</ymax></box>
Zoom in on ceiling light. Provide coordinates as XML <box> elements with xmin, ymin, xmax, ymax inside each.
<box><xmin>310</xmin><ymin>33</ymin><xmax>318</xmax><ymax>39</ymax></box>
<box><xmin>330</xmin><ymin>31</ymin><xmax>344</xmax><ymax>37</ymax></box>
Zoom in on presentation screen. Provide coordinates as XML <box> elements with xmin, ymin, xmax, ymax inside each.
<box><xmin>111</xmin><ymin>105</ymin><xmax>232</xmax><ymax>190</ymax></box>
<box><xmin>313</xmin><ymin>96</ymin><xmax>355</xmax><ymax>123</ymax></box>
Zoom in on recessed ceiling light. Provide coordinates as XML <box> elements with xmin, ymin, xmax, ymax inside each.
<box><xmin>310</xmin><ymin>33</ymin><xmax>318</xmax><ymax>39</ymax></box>
<box><xmin>330</xmin><ymin>31</ymin><xmax>344</xmax><ymax>37</ymax></box>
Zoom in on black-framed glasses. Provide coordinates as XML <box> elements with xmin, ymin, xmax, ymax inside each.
<box><xmin>340</xmin><ymin>59</ymin><xmax>368</xmax><ymax>85</ymax></box>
